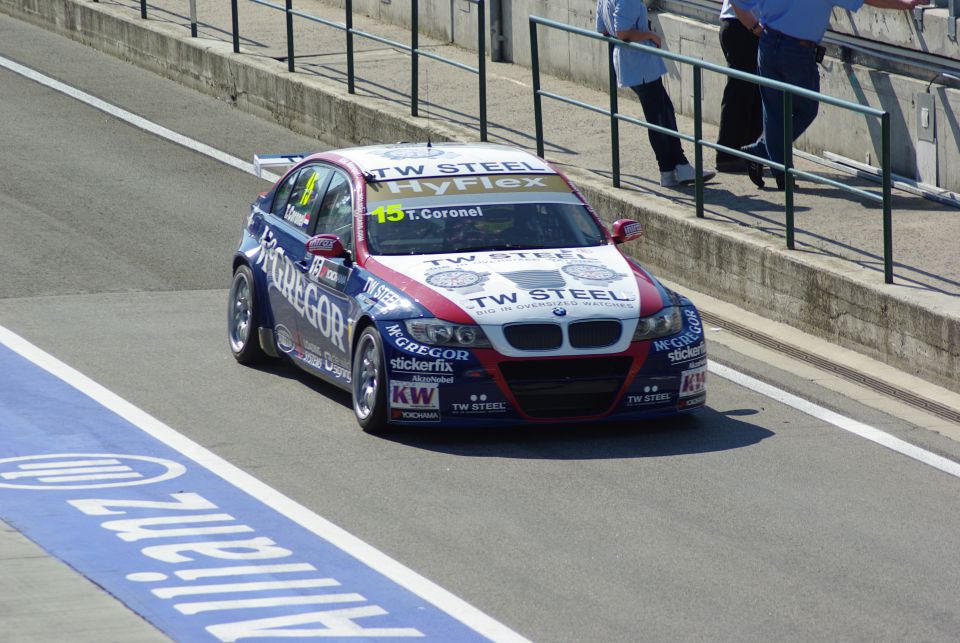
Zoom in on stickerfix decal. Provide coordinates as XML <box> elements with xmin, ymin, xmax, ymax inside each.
<box><xmin>384</xmin><ymin>324</ymin><xmax>470</xmax><ymax>360</ymax></box>
<box><xmin>389</xmin><ymin>356</ymin><xmax>454</xmax><ymax>374</ymax></box>
<box><xmin>679</xmin><ymin>364</ymin><xmax>707</xmax><ymax>398</ymax></box>
<box><xmin>665</xmin><ymin>343</ymin><xmax>706</xmax><ymax>364</ymax></box>
<box><xmin>254</xmin><ymin>229</ymin><xmax>347</xmax><ymax>351</ymax></box>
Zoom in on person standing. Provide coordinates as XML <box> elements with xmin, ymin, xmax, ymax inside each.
<box><xmin>596</xmin><ymin>0</ymin><xmax>715</xmax><ymax>187</ymax></box>
<box><xmin>733</xmin><ymin>0</ymin><xmax>924</xmax><ymax>189</ymax></box>
<box><xmin>715</xmin><ymin>0</ymin><xmax>763</xmax><ymax>173</ymax></box>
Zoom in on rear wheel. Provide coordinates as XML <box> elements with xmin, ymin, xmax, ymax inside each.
<box><xmin>228</xmin><ymin>265</ymin><xmax>265</xmax><ymax>364</ymax></box>
<box><xmin>352</xmin><ymin>327</ymin><xmax>388</xmax><ymax>432</ymax></box>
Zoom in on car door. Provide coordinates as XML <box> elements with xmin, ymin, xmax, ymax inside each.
<box><xmin>262</xmin><ymin>163</ymin><xmax>332</xmax><ymax>356</ymax></box>
<box><xmin>297</xmin><ymin>168</ymin><xmax>355</xmax><ymax>383</ymax></box>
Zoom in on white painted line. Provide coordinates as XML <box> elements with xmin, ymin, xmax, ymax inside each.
<box><xmin>709</xmin><ymin>361</ymin><xmax>960</xmax><ymax>479</ymax></box>
<box><xmin>0</xmin><ymin>325</ymin><xmax>531</xmax><ymax>643</ymax></box>
<box><xmin>0</xmin><ymin>55</ymin><xmax>281</xmax><ymax>183</ymax></box>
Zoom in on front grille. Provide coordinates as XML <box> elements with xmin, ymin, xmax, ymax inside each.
<box><xmin>504</xmin><ymin>323</ymin><xmax>563</xmax><ymax>350</ymax></box>
<box><xmin>499</xmin><ymin>357</ymin><xmax>632</xmax><ymax>418</ymax></box>
<box><xmin>568</xmin><ymin>320</ymin><xmax>622</xmax><ymax>348</ymax></box>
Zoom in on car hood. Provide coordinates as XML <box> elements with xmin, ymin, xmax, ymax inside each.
<box><xmin>374</xmin><ymin>245</ymin><xmax>655</xmax><ymax>325</ymax></box>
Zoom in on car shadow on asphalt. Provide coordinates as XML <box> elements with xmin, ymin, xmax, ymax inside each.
<box><xmin>377</xmin><ymin>406</ymin><xmax>773</xmax><ymax>459</ymax></box>
<box><xmin>249</xmin><ymin>360</ymin><xmax>773</xmax><ymax>458</ymax></box>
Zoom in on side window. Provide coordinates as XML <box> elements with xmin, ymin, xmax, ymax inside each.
<box><xmin>270</xmin><ymin>170</ymin><xmax>299</xmax><ymax>218</ymax></box>
<box><xmin>315</xmin><ymin>171</ymin><xmax>354</xmax><ymax>249</ymax></box>
<box><xmin>281</xmin><ymin>165</ymin><xmax>330</xmax><ymax>232</ymax></box>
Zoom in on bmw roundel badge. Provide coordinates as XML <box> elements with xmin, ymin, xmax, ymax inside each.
<box><xmin>552</xmin><ymin>307</ymin><xmax>567</xmax><ymax>317</ymax></box>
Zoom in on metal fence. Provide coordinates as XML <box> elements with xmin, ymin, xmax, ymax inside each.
<box><xmin>529</xmin><ymin>16</ymin><xmax>895</xmax><ymax>284</ymax></box>
<box><xmin>113</xmin><ymin>0</ymin><xmax>489</xmax><ymax>141</ymax></box>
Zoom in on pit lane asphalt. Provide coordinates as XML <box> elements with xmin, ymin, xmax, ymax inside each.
<box><xmin>2</xmin><ymin>17</ymin><xmax>960</xmax><ymax>642</ymax></box>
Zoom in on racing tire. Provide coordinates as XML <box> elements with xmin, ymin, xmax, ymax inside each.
<box><xmin>352</xmin><ymin>327</ymin><xmax>388</xmax><ymax>433</ymax></box>
<box><xmin>228</xmin><ymin>264</ymin><xmax>266</xmax><ymax>364</ymax></box>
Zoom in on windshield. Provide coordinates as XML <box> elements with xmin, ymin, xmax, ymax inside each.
<box><xmin>364</xmin><ymin>174</ymin><xmax>607</xmax><ymax>255</ymax></box>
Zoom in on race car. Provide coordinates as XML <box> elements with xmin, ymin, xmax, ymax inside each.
<box><xmin>228</xmin><ymin>142</ymin><xmax>706</xmax><ymax>431</ymax></box>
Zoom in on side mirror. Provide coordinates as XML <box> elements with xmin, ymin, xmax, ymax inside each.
<box><xmin>611</xmin><ymin>219</ymin><xmax>644</xmax><ymax>244</ymax></box>
<box><xmin>306</xmin><ymin>234</ymin><xmax>347</xmax><ymax>258</ymax></box>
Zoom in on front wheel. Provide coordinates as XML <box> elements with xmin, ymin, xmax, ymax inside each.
<box><xmin>227</xmin><ymin>265</ymin><xmax>265</xmax><ymax>364</ymax></box>
<box><xmin>351</xmin><ymin>327</ymin><xmax>388</xmax><ymax>432</ymax></box>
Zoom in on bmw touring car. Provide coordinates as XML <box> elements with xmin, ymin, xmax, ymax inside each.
<box><xmin>228</xmin><ymin>143</ymin><xmax>706</xmax><ymax>431</ymax></box>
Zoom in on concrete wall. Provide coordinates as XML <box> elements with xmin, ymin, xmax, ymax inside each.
<box><xmin>318</xmin><ymin>0</ymin><xmax>960</xmax><ymax>192</ymax></box>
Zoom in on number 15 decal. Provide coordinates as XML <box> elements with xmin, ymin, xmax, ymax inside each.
<box><xmin>371</xmin><ymin>204</ymin><xmax>404</xmax><ymax>224</ymax></box>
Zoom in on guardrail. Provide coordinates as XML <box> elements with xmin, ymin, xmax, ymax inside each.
<box><xmin>529</xmin><ymin>16</ymin><xmax>896</xmax><ymax>284</ymax></box>
<box><xmin>110</xmin><ymin>0</ymin><xmax>489</xmax><ymax>141</ymax></box>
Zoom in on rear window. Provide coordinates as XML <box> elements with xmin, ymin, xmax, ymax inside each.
<box><xmin>364</xmin><ymin>174</ymin><xmax>606</xmax><ymax>255</ymax></box>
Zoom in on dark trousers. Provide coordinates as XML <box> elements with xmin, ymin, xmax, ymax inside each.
<box><xmin>743</xmin><ymin>31</ymin><xmax>820</xmax><ymax>183</ymax></box>
<box><xmin>631</xmin><ymin>78</ymin><xmax>688</xmax><ymax>172</ymax></box>
<box><xmin>717</xmin><ymin>18</ymin><xmax>761</xmax><ymax>165</ymax></box>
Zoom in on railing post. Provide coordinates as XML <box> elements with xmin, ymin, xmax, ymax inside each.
<box><xmin>140</xmin><ymin>0</ymin><xmax>146</xmax><ymax>19</ymax></box>
<box><xmin>231</xmin><ymin>0</ymin><xmax>240</xmax><ymax>53</ymax></box>
<box><xmin>189</xmin><ymin>0</ymin><xmax>197</xmax><ymax>37</ymax></box>
<box><xmin>607</xmin><ymin>41</ymin><xmax>620</xmax><ymax>189</ymax></box>
<box><xmin>345</xmin><ymin>0</ymin><xmax>355</xmax><ymax>94</ymax></box>
<box><xmin>882</xmin><ymin>111</ymin><xmax>893</xmax><ymax>284</ymax></box>
<box><xmin>693</xmin><ymin>65</ymin><xmax>704</xmax><ymax>218</ymax></box>
<box><xmin>411</xmin><ymin>0</ymin><xmax>419</xmax><ymax>118</ymax></box>
<box><xmin>530</xmin><ymin>21</ymin><xmax>544</xmax><ymax>159</ymax></box>
<box><xmin>784</xmin><ymin>91</ymin><xmax>794</xmax><ymax>250</ymax></box>
<box><xmin>478</xmin><ymin>0</ymin><xmax>488</xmax><ymax>142</ymax></box>
<box><xmin>285</xmin><ymin>0</ymin><xmax>295</xmax><ymax>72</ymax></box>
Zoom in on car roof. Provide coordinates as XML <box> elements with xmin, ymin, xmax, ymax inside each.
<box><xmin>321</xmin><ymin>143</ymin><xmax>558</xmax><ymax>182</ymax></box>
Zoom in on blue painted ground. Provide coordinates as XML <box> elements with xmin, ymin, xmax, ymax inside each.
<box><xmin>0</xmin><ymin>342</ymin><xmax>492</xmax><ymax>642</ymax></box>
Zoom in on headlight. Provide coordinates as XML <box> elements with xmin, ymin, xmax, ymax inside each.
<box><xmin>404</xmin><ymin>318</ymin><xmax>491</xmax><ymax>348</ymax></box>
<box><xmin>632</xmin><ymin>306</ymin><xmax>683</xmax><ymax>341</ymax></box>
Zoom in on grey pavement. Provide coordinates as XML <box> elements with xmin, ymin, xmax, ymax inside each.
<box><xmin>7</xmin><ymin>0</ymin><xmax>954</xmax><ymax>391</ymax></box>
<box><xmin>0</xmin><ymin>520</ymin><xmax>169</xmax><ymax>642</ymax></box>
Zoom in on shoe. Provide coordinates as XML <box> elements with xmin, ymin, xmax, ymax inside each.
<box><xmin>745</xmin><ymin>160</ymin><xmax>765</xmax><ymax>188</ymax></box>
<box><xmin>673</xmin><ymin>163</ymin><xmax>717</xmax><ymax>185</ymax></box>
<box><xmin>660</xmin><ymin>170</ymin><xmax>678</xmax><ymax>187</ymax></box>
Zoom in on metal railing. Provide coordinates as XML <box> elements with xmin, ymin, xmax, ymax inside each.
<box><xmin>226</xmin><ymin>0</ymin><xmax>487</xmax><ymax>140</ymax></box>
<box><xmin>118</xmin><ymin>0</ymin><xmax>488</xmax><ymax>140</ymax></box>
<box><xmin>529</xmin><ymin>16</ymin><xmax>895</xmax><ymax>284</ymax></box>
<box><xmin>230</xmin><ymin>0</ymin><xmax>488</xmax><ymax>139</ymax></box>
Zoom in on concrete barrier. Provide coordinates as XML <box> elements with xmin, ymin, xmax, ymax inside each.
<box><xmin>3</xmin><ymin>0</ymin><xmax>957</xmax><ymax>393</ymax></box>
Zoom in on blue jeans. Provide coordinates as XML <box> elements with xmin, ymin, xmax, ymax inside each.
<box><xmin>631</xmin><ymin>78</ymin><xmax>688</xmax><ymax>173</ymax></box>
<box><xmin>742</xmin><ymin>31</ymin><xmax>820</xmax><ymax>183</ymax></box>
